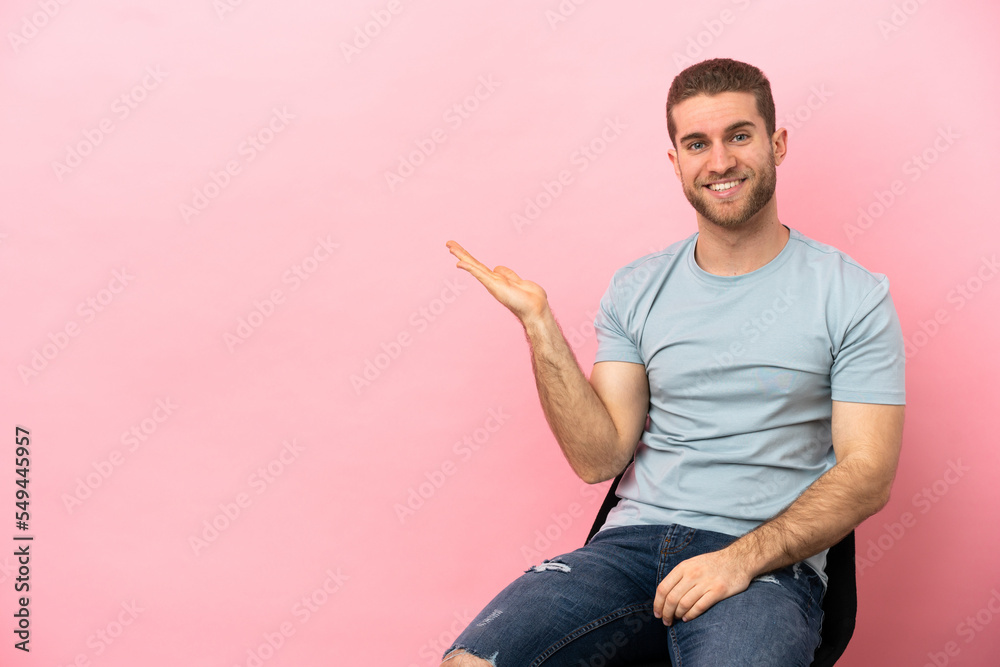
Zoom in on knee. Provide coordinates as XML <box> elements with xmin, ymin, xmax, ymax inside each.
<box><xmin>440</xmin><ymin>648</ymin><xmax>494</xmax><ymax>667</ymax></box>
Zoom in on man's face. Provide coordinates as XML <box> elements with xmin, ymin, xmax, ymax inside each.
<box><xmin>667</xmin><ymin>92</ymin><xmax>785</xmax><ymax>230</ymax></box>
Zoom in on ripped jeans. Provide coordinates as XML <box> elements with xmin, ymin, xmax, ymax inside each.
<box><xmin>442</xmin><ymin>524</ymin><xmax>825</xmax><ymax>666</ymax></box>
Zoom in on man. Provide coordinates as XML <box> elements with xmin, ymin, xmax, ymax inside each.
<box><xmin>440</xmin><ymin>58</ymin><xmax>905</xmax><ymax>666</ymax></box>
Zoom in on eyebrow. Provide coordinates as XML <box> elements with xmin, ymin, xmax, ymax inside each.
<box><xmin>678</xmin><ymin>120</ymin><xmax>756</xmax><ymax>146</ymax></box>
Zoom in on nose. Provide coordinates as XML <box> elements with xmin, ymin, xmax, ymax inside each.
<box><xmin>706</xmin><ymin>142</ymin><xmax>737</xmax><ymax>176</ymax></box>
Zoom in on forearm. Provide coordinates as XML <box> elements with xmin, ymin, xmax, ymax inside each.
<box><xmin>726</xmin><ymin>454</ymin><xmax>893</xmax><ymax>578</ymax></box>
<box><xmin>522</xmin><ymin>307</ymin><xmax>629</xmax><ymax>483</ymax></box>
<box><xmin>443</xmin><ymin>239</ymin><xmax>640</xmax><ymax>483</ymax></box>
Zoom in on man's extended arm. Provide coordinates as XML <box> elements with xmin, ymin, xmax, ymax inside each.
<box><xmin>653</xmin><ymin>400</ymin><xmax>905</xmax><ymax>625</ymax></box>
<box><xmin>446</xmin><ymin>240</ymin><xmax>649</xmax><ymax>483</ymax></box>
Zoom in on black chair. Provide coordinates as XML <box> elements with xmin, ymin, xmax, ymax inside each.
<box><xmin>585</xmin><ymin>469</ymin><xmax>857</xmax><ymax>667</ymax></box>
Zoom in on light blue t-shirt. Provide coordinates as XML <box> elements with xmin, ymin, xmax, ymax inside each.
<box><xmin>592</xmin><ymin>226</ymin><xmax>906</xmax><ymax>586</ymax></box>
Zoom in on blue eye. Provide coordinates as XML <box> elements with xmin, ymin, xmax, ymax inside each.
<box><xmin>733</xmin><ymin>133</ymin><xmax>749</xmax><ymax>142</ymax></box>
<box><xmin>689</xmin><ymin>142</ymin><xmax>705</xmax><ymax>151</ymax></box>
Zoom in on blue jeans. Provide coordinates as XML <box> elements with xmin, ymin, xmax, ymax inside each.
<box><xmin>443</xmin><ymin>524</ymin><xmax>825</xmax><ymax>666</ymax></box>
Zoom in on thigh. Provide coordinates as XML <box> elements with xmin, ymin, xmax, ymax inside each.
<box><xmin>444</xmin><ymin>525</ymin><xmax>673</xmax><ymax>667</ymax></box>
<box><xmin>665</xmin><ymin>551</ymin><xmax>825</xmax><ymax>667</ymax></box>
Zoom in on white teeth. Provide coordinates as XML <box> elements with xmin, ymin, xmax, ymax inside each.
<box><xmin>708</xmin><ymin>180</ymin><xmax>741</xmax><ymax>191</ymax></box>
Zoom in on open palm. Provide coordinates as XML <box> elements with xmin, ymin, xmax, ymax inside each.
<box><xmin>446</xmin><ymin>240</ymin><xmax>549</xmax><ymax>324</ymax></box>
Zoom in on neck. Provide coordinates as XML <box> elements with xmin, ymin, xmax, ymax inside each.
<box><xmin>693</xmin><ymin>202</ymin><xmax>788</xmax><ymax>276</ymax></box>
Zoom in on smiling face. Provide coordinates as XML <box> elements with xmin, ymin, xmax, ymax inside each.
<box><xmin>667</xmin><ymin>91</ymin><xmax>786</xmax><ymax>231</ymax></box>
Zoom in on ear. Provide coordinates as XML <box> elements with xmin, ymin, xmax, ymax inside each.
<box><xmin>771</xmin><ymin>127</ymin><xmax>788</xmax><ymax>167</ymax></box>
<box><xmin>667</xmin><ymin>148</ymin><xmax>682</xmax><ymax>181</ymax></box>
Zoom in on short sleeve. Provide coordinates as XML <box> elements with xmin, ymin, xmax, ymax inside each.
<box><xmin>593</xmin><ymin>273</ymin><xmax>644</xmax><ymax>365</ymax></box>
<box><xmin>830</xmin><ymin>277</ymin><xmax>906</xmax><ymax>404</ymax></box>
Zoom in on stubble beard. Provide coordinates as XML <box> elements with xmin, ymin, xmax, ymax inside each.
<box><xmin>682</xmin><ymin>150</ymin><xmax>777</xmax><ymax>230</ymax></box>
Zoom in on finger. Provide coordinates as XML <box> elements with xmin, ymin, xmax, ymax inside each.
<box><xmin>445</xmin><ymin>240</ymin><xmax>488</xmax><ymax>271</ymax></box>
<box><xmin>654</xmin><ymin>574</ymin><xmax>687</xmax><ymax>626</ymax></box>
<box><xmin>446</xmin><ymin>241</ymin><xmax>505</xmax><ymax>286</ymax></box>
<box><xmin>493</xmin><ymin>265</ymin><xmax>521</xmax><ymax>281</ymax></box>
<box><xmin>455</xmin><ymin>259</ymin><xmax>497</xmax><ymax>285</ymax></box>
<box><xmin>653</xmin><ymin>570</ymin><xmax>679</xmax><ymax>618</ymax></box>
<box><xmin>444</xmin><ymin>239</ymin><xmax>468</xmax><ymax>257</ymax></box>
<box><xmin>653</xmin><ymin>576</ymin><xmax>671</xmax><ymax>619</ymax></box>
<box><xmin>679</xmin><ymin>589</ymin><xmax>719</xmax><ymax>622</ymax></box>
<box><xmin>673</xmin><ymin>586</ymin><xmax>702</xmax><ymax>623</ymax></box>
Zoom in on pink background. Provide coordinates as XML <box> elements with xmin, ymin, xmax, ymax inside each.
<box><xmin>3</xmin><ymin>0</ymin><xmax>999</xmax><ymax>665</ymax></box>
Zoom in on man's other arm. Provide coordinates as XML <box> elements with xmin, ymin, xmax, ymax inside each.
<box><xmin>653</xmin><ymin>400</ymin><xmax>905</xmax><ymax>625</ymax></box>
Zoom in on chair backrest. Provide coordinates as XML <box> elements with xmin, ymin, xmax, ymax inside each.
<box><xmin>811</xmin><ymin>530</ymin><xmax>857</xmax><ymax>667</ymax></box>
<box><xmin>584</xmin><ymin>470</ymin><xmax>857</xmax><ymax>667</ymax></box>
